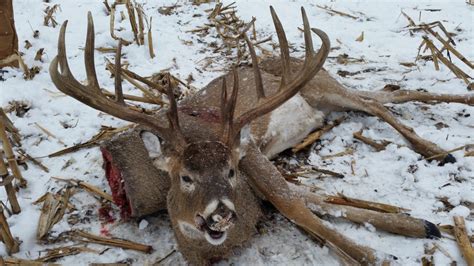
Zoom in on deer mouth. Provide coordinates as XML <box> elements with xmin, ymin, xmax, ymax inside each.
<box><xmin>195</xmin><ymin>212</ymin><xmax>235</xmax><ymax>245</ymax></box>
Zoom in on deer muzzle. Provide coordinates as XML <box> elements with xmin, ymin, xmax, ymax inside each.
<box><xmin>195</xmin><ymin>199</ymin><xmax>237</xmax><ymax>245</ymax></box>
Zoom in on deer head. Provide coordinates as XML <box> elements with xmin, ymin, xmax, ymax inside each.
<box><xmin>50</xmin><ymin>6</ymin><xmax>329</xmax><ymax>247</ymax></box>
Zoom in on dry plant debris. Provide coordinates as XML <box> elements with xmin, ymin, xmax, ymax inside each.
<box><xmin>104</xmin><ymin>48</ymin><xmax>193</xmax><ymax>106</ymax></box>
<box><xmin>0</xmin><ymin>161</ymin><xmax>21</xmax><ymax>214</ymax></box>
<box><xmin>36</xmin><ymin>188</ymin><xmax>73</xmax><ymax>240</ymax></box>
<box><xmin>0</xmin><ymin>53</ymin><xmax>36</xmax><ymax>80</ymax></box>
<box><xmin>292</xmin><ymin>116</ymin><xmax>346</xmax><ymax>153</ymax></box>
<box><xmin>353</xmin><ymin>129</ymin><xmax>392</xmax><ymax>152</ymax></box>
<box><xmin>105</xmin><ymin>58</ymin><xmax>167</xmax><ymax>106</ymax></box>
<box><xmin>316</xmin><ymin>5</ymin><xmax>359</xmax><ymax>20</ymax></box>
<box><xmin>16</xmin><ymin>148</ymin><xmax>49</xmax><ymax>173</ymax></box>
<box><xmin>0</xmin><ymin>205</ymin><xmax>20</xmax><ymax>255</ymax></box>
<box><xmin>2</xmin><ymin>246</ymin><xmax>98</xmax><ymax>263</ymax></box>
<box><xmin>70</xmin><ymin>230</ymin><xmax>153</xmax><ymax>253</ymax></box>
<box><xmin>355</xmin><ymin>31</ymin><xmax>364</xmax><ymax>42</ymax></box>
<box><xmin>1</xmin><ymin>257</ymin><xmax>52</xmax><ymax>265</ymax></box>
<box><xmin>34</xmin><ymin>48</ymin><xmax>45</xmax><ymax>62</ymax></box>
<box><xmin>34</xmin><ymin>122</ymin><xmax>66</xmax><ymax>146</ymax></box>
<box><xmin>187</xmin><ymin>2</ymin><xmax>271</xmax><ymax>71</ymax></box>
<box><xmin>453</xmin><ymin>216</ymin><xmax>474</xmax><ymax>265</ymax></box>
<box><xmin>43</xmin><ymin>4</ymin><xmax>61</xmax><ymax>27</ymax></box>
<box><xmin>48</xmin><ymin>125</ymin><xmax>133</xmax><ymax>157</ymax></box>
<box><xmin>0</xmin><ymin>111</ymin><xmax>27</xmax><ymax>188</ymax></box>
<box><xmin>108</xmin><ymin>0</ymin><xmax>155</xmax><ymax>58</ymax></box>
<box><xmin>0</xmin><ymin>109</ymin><xmax>21</xmax><ymax>147</ymax></box>
<box><xmin>402</xmin><ymin>12</ymin><xmax>473</xmax><ymax>86</ymax></box>
<box><xmin>52</xmin><ymin>176</ymin><xmax>114</xmax><ymax>202</ymax></box>
<box><xmin>329</xmin><ymin>53</ymin><xmax>366</xmax><ymax>65</ymax></box>
<box><xmin>158</xmin><ymin>3</ymin><xmax>181</xmax><ymax>15</ymax></box>
<box><xmin>36</xmin><ymin>245</ymin><xmax>99</xmax><ymax>262</ymax></box>
<box><xmin>24</xmin><ymin>40</ymin><xmax>33</xmax><ymax>50</ymax></box>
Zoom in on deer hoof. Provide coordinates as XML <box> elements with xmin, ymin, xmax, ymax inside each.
<box><xmin>424</xmin><ymin>220</ymin><xmax>441</xmax><ymax>239</ymax></box>
<box><xmin>438</xmin><ymin>153</ymin><xmax>456</xmax><ymax>166</ymax></box>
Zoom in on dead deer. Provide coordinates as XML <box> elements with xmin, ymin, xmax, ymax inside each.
<box><xmin>50</xmin><ymin>6</ymin><xmax>473</xmax><ymax>265</ymax></box>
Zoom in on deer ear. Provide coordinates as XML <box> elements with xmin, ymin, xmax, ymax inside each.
<box><xmin>234</xmin><ymin>125</ymin><xmax>252</xmax><ymax>159</ymax></box>
<box><xmin>140</xmin><ymin>131</ymin><xmax>163</xmax><ymax>158</ymax></box>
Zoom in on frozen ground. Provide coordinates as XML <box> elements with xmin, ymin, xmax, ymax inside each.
<box><xmin>0</xmin><ymin>0</ymin><xmax>473</xmax><ymax>265</ymax></box>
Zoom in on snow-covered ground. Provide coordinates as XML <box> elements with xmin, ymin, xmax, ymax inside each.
<box><xmin>0</xmin><ymin>0</ymin><xmax>473</xmax><ymax>265</ymax></box>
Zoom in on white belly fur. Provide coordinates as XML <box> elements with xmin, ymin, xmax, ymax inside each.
<box><xmin>260</xmin><ymin>93</ymin><xmax>324</xmax><ymax>158</ymax></box>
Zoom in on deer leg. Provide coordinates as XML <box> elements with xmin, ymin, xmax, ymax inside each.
<box><xmin>355</xmin><ymin>89</ymin><xmax>474</xmax><ymax>105</ymax></box>
<box><xmin>316</xmin><ymin>87</ymin><xmax>452</xmax><ymax>162</ymax></box>
<box><xmin>240</xmin><ymin>143</ymin><xmax>382</xmax><ymax>264</ymax></box>
<box><xmin>289</xmin><ymin>184</ymin><xmax>441</xmax><ymax>239</ymax></box>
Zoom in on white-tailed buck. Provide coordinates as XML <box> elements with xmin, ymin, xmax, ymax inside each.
<box><xmin>50</xmin><ymin>6</ymin><xmax>473</xmax><ymax>265</ymax></box>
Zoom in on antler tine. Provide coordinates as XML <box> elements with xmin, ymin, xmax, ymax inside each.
<box><xmin>220</xmin><ymin>76</ymin><xmax>229</xmax><ymax>135</ymax></box>
<box><xmin>301</xmin><ymin>7</ymin><xmax>314</xmax><ymax>67</ymax></box>
<box><xmin>50</xmin><ymin>14</ymin><xmax>186</xmax><ymax>151</ymax></box>
<box><xmin>55</xmin><ymin>21</ymin><xmax>84</xmax><ymax>90</ymax></box>
<box><xmin>228</xmin><ymin>67</ymin><xmax>239</xmax><ymax>142</ymax></box>
<box><xmin>114</xmin><ymin>40</ymin><xmax>125</xmax><ymax>105</ymax></box>
<box><xmin>164</xmin><ymin>74</ymin><xmax>184</xmax><ymax>142</ymax></box>
<box><xmin>85</xmin><ymin>12</ymin><xmax>100</xmax><ymax>91</ymax></box>
<box><xmin>230</xmin><ymin>6</ymin><xmax>330</xmax><ymax>143</ymax></box>
<box><xmin>244</xmin><ymin>34</ymin><xmax>265</xmax><ymax>99</ymax></box>
<box><xmin>220</xmin><ymin>67</ymin><xmax>240</xmax><ymax>146</ymax></box>
<box><xmin>270</xmin><ymin>6</ymin><xmax>290</xmax><ymax>84</ymax></box>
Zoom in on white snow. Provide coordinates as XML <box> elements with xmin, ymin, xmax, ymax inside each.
<box><xmin>0</xmin><ymin>0</ymin><xmax>473</xmax><ymax>265</ymax></box>
<box><xmin>138</xmin><ymin>219</ymin><xmax>149</xmax><ymax>230</ymax></box>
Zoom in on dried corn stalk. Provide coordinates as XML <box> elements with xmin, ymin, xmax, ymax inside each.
<box><xmin>0</xmin><ymin>163</ymin><xmax>20</xmax><ymax>214</ymax></box>
<box><xmin>71</xmin><ymin>230</ymin><xmax>153</xmax><ymax>253</ymax></box>
<box><xmin>0</xmin><ymin>109</ymin><xmax>21</xmax><ymax>145</ymax></box>
<box><xmin>108</xmin><ymin>0</ymin><xmax>153</xmax><ymax>57</ymax></box>
<box><xmin>43</xmin><ymin>4</ymin><xmax>61</xmax><ymax>27</ymax></box>
<box><xmin>52</xmin><ymin>176</ymin><xmax>113</xmax><ymax>202</ymax></box>
<box><xmin>187</xmin><ymin>2</ymin><xmax>269</xmax><ymax>68</ymax></box>
<box><xmin>453</xmin><ymin>216</ymin><xmax>474</xmax><ymax>265</ymax></box>
<box><xmin>0</xmin><ymin>113</ymin><xmax>27</xmax><ymax>187</ymax></box>
<box><xmin>48</xmin><ymin>125</ymin><xmax>133</xmax><ymax>157</ymax></box>
<box><xmin>37</xmin><ymin>188</ymin><xmax>73</xmax><ymax>239</ymax></box>
<box><xmin>1</xmin><ymin>257</ymin><xmax>51</xmax><ymax>266</ymax></box>
<box><xmin>0</xmin><ymin>53</ymin><xmax>34</xmax><ymax>80</ymax></box>
<box><xmin>402</xmin><ymin>12</ymin><xmax>473</xmax><ymax>86</ymax></box>
<box><xmin>293</xmin><ymin>116</ymin><xmax>346</xmax><ymax>153</ymax></box>
<box><xmin>36</xmin><ymin>245</ymin><xmax>98</xmax><ymax>262</ymax></box>
<box><xmin>0</xmin><ymin>205</ymin><xmax>20</xmax><ymax>254</ymax></box>
<box><xmin>353</xmin><ymin>129</ymin><xmax>391</xmax><ymax>152</ymax></box>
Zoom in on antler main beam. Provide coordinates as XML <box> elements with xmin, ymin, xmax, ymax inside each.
<box><xmin>49</xmin><ymin>12</ymin><xmax>185</xmax><ymax>150</ymax></box>
<box><xmin>226</xmin><ymin>7</ymin><xmax>330</xmax><ymax>143</ymax></box>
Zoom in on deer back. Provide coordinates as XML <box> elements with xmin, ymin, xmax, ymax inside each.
<box><xmin>172</xmin><ymin>66</ymin><xmax>324</xmax><ymax>158</ymax></box>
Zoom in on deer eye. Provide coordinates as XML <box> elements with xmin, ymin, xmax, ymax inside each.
<box><xmin>181</xmin><ymin>175</ymin><xmax>193</xmax><ymax>183</ymax></box>
<box><xmin>228</xmin><ymin>169</ymin><xmax>235</xmax><ymax>179</ymax></box>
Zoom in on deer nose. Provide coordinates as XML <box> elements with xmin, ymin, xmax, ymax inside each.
<box><xmin>206</xmin><ymin>201</ymin><xmax>236</xmax><ymax>230</ymax></box>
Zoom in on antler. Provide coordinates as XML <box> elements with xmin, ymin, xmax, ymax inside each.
<box><xmin>49</xmin><ymin>12</ymin><xmax>186</xmax><ymax>151</ymax></box>
<box><xmin>221</xmin><ymin>7</ymin><xmax>330</xmax><ymax>145</ymax></box>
